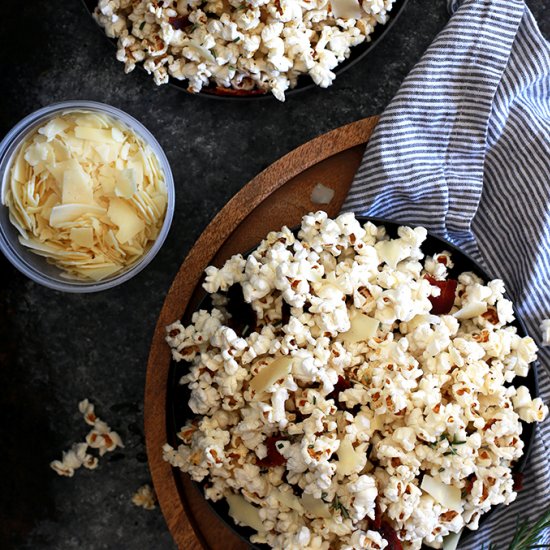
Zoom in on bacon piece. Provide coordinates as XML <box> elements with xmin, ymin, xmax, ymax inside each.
<box><xmin>512</xmin><ymin>472</ymin><xmax>524</xmax><ymax>492</ymax></box>
<box><xmin>257</xmin><ymin>435</ymin><xmax>286</xmax><ymax>467</ymax></box>
<box><xmin>426</xmin><ymin>275</ymin><xmax>458</xmax><ymax>315</ymax></box>
<box><xmin>326</xmin><ymin>376</ymin><xmax>352</xmax><ymax>406</ymax></box>
<box><xmin>379</xmin><ymin>521</ymin><xmax>403</xmax><ymax>550</ymax></box>
<box><xmin>168</xmin><ymin>16</ymin><xmax>189</xmax><ymax>30</ymax></box>
<box><xmin>209</xmin><ymin>86</ymin><xmax>267</xmax><ymax>96</ymax></box>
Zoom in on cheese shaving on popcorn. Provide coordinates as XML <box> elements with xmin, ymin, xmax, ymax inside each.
<box><xmin>163</xmin><ymin>211</ymin><xmax>548</xmax><ymax>549</ymax></box>
<box><xmin>94</xmin><ymin>0</ymin><xmax>395</xmax><ymax>101</ymax></box>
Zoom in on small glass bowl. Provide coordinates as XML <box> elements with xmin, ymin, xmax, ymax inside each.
<box><xmin>0</xmin><ymin>100</ymin><xmax>175</xmax><ymax>293</ymax></box>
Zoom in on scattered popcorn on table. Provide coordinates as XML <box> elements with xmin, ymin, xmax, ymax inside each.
<box><xmin>50</xmin><ymin>442</ymin><xmax>98</xmax><ymax>477</ymax></box>
<box><xmin>132</xmin><ymin>484</ymin><xmax>157</xmax><ymax>510</ymax></box>
<box><xmin>163</xmin><ymin>212</ymin><xmax>548</xmax><ymax>549</ymax></box>
<box><xmin>93</xmin><ymin>0</ymin><xmax>395</xmax><ymax>101</ymax></box>
<box><xmin>50</xmin><ymin>399</ymin><xmax>124</xmax><ymax>477</ymax></box>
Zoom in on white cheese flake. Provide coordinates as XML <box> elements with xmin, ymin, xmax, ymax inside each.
<box><xmin>453</xmin><ymin>301</ymin><xmax>488</xmax><ymax>320</ymax></box>
<box><xmin>50</xmin><ymin>204</ymin><xmax>106</xmax><ymax>227</ymax></box>
<box><xmin>107</xmin><ymin>198</ymin><xmax>145</xmax><ymax>244</ymax></box>
<box><xmin>250</xmin><ymin>356</ymin><xmax>293</xmax><ymax>393</ymax></box>
<box><xmin>301</xmin><ymin>493</ymin><xmax>331</xmax><ymax>519</ymax></box>
<box><xmin>62</xmin><ymin>169</ymin><xmax>94</xmax><ymax>205</ymax></box>
<box><xmin>226</xmin><ymin>493</ymin><xmax>265</xmax><ymax>533</ymax></box>
<box><xmin>338</xmin><ymin>312</ymin><xmax>379</xmax><ymax>344</ymax></box>
<box><xmin>75</xmin><ymin>126</ymin><xmax>117</xmax><ymax>143</ymax></box>
<box><xmin>336</xmin><ymin>438</ymin><xmax>364</xmax><ymax>476</ymax></box>
<box><xmin>421</xmin><ymin>475</ymin><xmax>462</xmax><ymax>512</ymax></box>
<box><xmin>70</xmin><ymin>227</ymin><xmax>94</xmax><ymax>248</ymax></box>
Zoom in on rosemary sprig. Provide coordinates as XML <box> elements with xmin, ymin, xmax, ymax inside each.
<box><xmin>479</xmin><ymin>508</ymin><xmax>550</xmax><ymax>550</ymax></box>
<box><xmin>506</xmin><ymin>507</ymin><xmax>550</xmax><ymax>550</ymax></box>
<box><xmin>331</xmin><ymin>496</ymin><xmax>350</xmax><ymax>520</ymax></box>
<box><xmin>432</xmin><ymin>433</ymin><xmax>467</xmax><ymax>456</ymax></box>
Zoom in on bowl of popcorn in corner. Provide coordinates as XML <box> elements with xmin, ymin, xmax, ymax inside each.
<box><xmin>84</xmin><ymin>0</ymin><xmax>409</xmax><ymax>101</ymax></box>
<box><xmin>163</xmin><ymin>213</ymin><xmax>546</xmax><ymax>550</ymax></box>
<box><xmin>0</xmin><ymin>100</ymin><xmax>174</xmax><ymax>292</ymax></box>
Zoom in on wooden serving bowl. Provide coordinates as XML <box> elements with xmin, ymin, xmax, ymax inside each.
<box><xmin>144</xmin><ymin>116</ymin><xmax>538</xmax><ymax>548</ymax></box>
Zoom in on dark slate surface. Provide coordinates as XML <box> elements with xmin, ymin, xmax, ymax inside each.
<box><xmin>0</xmin><ymin>1</ymin><xmax>548</xmax><ymax>549</ymax></box>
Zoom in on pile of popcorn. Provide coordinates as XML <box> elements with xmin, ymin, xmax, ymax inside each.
<box><xmin>93</xmin><ymin>0</ymin><xmax>395</xmax><ymax>101</ymax></box>
<box><xmin>163</xmin><ymin>212</ymin><xmax>548</xmax><ymax>549</ymax></box>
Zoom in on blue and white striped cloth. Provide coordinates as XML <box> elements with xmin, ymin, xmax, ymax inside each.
<box><xmin>343</xmin><ymin>0</ymin><xmax>550</xmax><ymax>547</ymax></box>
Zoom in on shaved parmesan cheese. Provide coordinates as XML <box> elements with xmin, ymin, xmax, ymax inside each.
<box><xmin>38</xmin><ymin>118</ymin><xmax>69</xmax><ymax>141</ymax></box>
<box><xmin>273</xmin><ymin>488</ymin><xmax>304</xmax><ymax>513</ymax></box>
<box><xmin>421</xmin><ymin>475</ymin><xmax>462</xmax><ymax>512</ymax></box>
<box><xmin>376</xmin><ymin>239</ymin><xmax>408</xmax><ymax>269</ymax></box>
<box><xmin>11</xmin><ymin>152</ymin><xmax>29</xmax><ymax>184</ymax></box>
<box><xmin>453</xmin><ymin>302</ymin><xmax>488</xmax><ymax>320</ymax></box>
<box><xmin>62</xmin><ymin>169</ymin><xmax>94</xmax><ymax>205</ymax></box>
<box><xmin>108</xmin><ymin>198</ymin><xmax>145</xmax><ymax>244</ymax></box>
<box><xmin>115</xmin><ymin>169</ymin><xmax>138</xmax><ymax>199</ymax></box>
<box><xmin>226</xmin><ymin>493</ymin><xmax>265</xmax><ymax>533</ymax></box>
<box><xmin>49</xmin><ymin>159</ymin><xmax>83</xmax><ymax>185</ymax></box>
<box><xmin>70</xmin><ymin>227</ymin><xmax>94</xmax><ymax>248</ymax></box>
<box><xmin>50</xmin><ymin>204</ymin><xmax>105</xmax><ymax>227</ymax></box>
<box><xmin>24</xmin><ymin>142</ymin><xmax>51</xmax><ymax>166</ymax></box>
<box><xmin>111</xmin><ymin>127</ymin><xmax>125</xmax><ymax>143</ymax></box>
<box><xmin>331</xmin><ymin>0</ymin><xmax>363</xmax><ymax>18</ymax></box>
<box><xmin>186</xmin><ymin>40</ymin><xmax>217</xmax><ymax>63</ymax></box>
<box><xmin>442</xmin><ymin>530</ymin><xmax>462</xmax><ymax>550</ymax></box>
<box><xmin>74</xmin><ymin>264</ymin><xmax>121</xmax><ymax>281</ymax></box>
<box><xmin>250</xmin><ymin>356</ymin><xmax>292</xmax><ymax>393</ymax></box>
<box><xmin>2</xmin><ymin>111</ymin><xmax>168</xmax><ymax>281</ymax></box>
<box><xmin>301</xmin><ymin>494</ymin><xmax>331</xmax><ymax>518</ymax></box>
<box><xmin>336</xmin><ymin>438</ymin><xmax>365</xmax><ymax>476</ymax></box>
<box><xmin>75</xmin><ymin>127</ymin><xmax>116</xmax><ymax>143</ymax></box>
<box><xmin>338</xmin><ymin>312</ymin><xmax>379</xmax><ymax>344</ymax></box>
<box><xmin>74</xmin><ymin>113</ymin><xmax>109</xmax><ymax>129</ymax></box>
<box><xmin>129</xmin><ymin>161</ymin><xmax>144</xmax><ymax>188</ymax></box>
<box><xmin>99</xmin><ymin>174</ymin><xmax>116</xmax><ymax>195</ymax></box>
<box><xmin>94</xmin><ymin>143</ymin><xmax>122</xmax><ymax>164</ymax></box>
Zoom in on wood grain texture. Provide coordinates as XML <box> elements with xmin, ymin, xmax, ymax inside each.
<box><xmin>144</xmin><ymin>116</ymin><xmax>379</xmax><ymax>550</ymax></box>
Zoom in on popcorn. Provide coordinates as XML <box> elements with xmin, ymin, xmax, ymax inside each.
<box><xmin>93</xmin><ymin>0</ymin><xmax>395</xmax><ymax>101</ymax></box>
<box><xmin>132</xmin><ymin>484</ymin><xmax>157</xmax><ymax>510</ymax></box>
<box><xmin>50</xmin><ymin>399</ymin><xmax>123</xmax><ymax>477</ymax></box>
<box><xmin>163</xmin><ymin>212</ymin><xmax>548</xmax><ymax>550</ymax></box>
<box><xmin>50</xmin><ymin>442</ymin><xmax>98</xmax><ymax>477</ymax></box>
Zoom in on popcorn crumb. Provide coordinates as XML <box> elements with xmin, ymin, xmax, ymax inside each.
<box><xmin>132</xmin><ymin>484</ymin><xmax>157</xmax><ymax>510</ymax></box>
<box><xmin>50</xmin><ymin>442</ymin><xmax>98</xmax><ymax>477</ymax></box>
<box><xmin>50</xmin><ymin>399</ymin><xmax>124</xmax><ymax>477</ymax></box>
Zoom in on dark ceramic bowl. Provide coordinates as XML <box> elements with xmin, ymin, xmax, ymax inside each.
<box><xmin>167</xmin><ymin>217</ymin><xmax>539</xmax><ymax>548</ymax></box>
<box><xmin>83</xmin><ymin>0</ymin><xmax>409</xmax><ymax>100</ymax></box>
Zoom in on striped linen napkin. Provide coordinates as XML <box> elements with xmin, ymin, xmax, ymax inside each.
<box><xmin>343</xmin><ymin>0</ymin><xmax>550</xmax><ymax>547</ymax></box>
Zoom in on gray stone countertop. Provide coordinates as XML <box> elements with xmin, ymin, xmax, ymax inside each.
<box><xmin>0</xmin><ymin>1</ymin><xmax>548</xmax><ymax>549</ymax></box>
